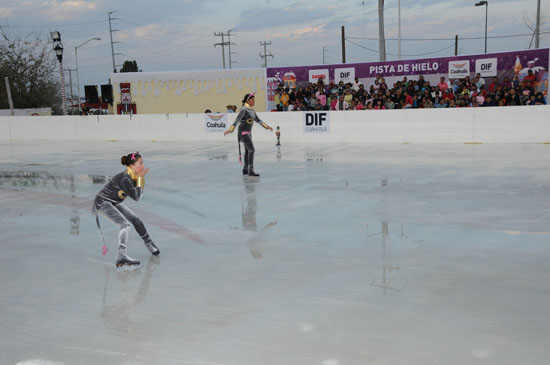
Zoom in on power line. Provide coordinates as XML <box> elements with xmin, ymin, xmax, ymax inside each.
<box><xmin>10</xmin><ymin>20</ymin><xmax>108</xmax><ymax>28</ymax></box>
<box><xmin>346</xmin><ymin>31</ymin><xmax>550</xmax><ymax>41</ymax></box>
<box><xmin>346</xmin><ymin>39</ymin><xmax>455</xmax><ymax>57</ymax></box>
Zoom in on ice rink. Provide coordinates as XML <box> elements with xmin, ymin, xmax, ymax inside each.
<box><xmin>1</xmin><ymin>140</ymin><xmax>549</xmax><ymax>365</ymax></box>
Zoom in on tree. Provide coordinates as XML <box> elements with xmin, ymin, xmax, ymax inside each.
<box><xmin>120</xmin><ymin>60</ymin><xmax>141</xmax><ymax>73</ymax></box>
<box><xmin>0</xmin><ymin>25</ymin><xmax>62</xmax><ymax>114</ymax></box>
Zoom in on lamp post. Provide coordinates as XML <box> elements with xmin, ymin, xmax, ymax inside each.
<box><xmin>475</xmin><ymin>1</ymin><xmax>488</xmax><ymax>53</ymax></box>
<box><xmin>50</xmin><ymin>31</ymin><xmax>68</xmax><ymax>115</ymax></box>
<box><xmin>75</xmin><ymin>37</ymin><xmax>101</xmax><ymax>113</ymax></box>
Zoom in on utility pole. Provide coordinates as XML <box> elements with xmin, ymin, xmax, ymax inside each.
<box><xmin>378</xmin><ymin>0</ymin><xmax>386</xmax><ymax>61</ymax></box>
<box><xmin>341</xmin><ymin>26</ymin><xmax>346</xmax><ymax>63</ymax></box>
<box><xmin>535</xmin><ymin>0</ymin><xmax>540</xmax><ymax>48</ymax></box>
<box><xmin>66</xmin><ymin>68</ymin><xmax>75</xmax><ymax>108</ymax></box>
<box><xmin>214</xmin><ymin>32</ymin><xmax>229</xmax><ymax>69</ymax></box>
<box><xmin>455</xmin><ymin>35</ymin><xmax>459</xmax><ymax>56</ymax></box>
<box><xmin>323</xmin><ymin>46</ymin><xmax>328</xmax><ymax>64</ymax></box>
<box><xmin>108</xmin><ymin>11</ymin><xmax>120</xmax><ymax>73</ymax></box>
<box><xmin>259</xmin><ymin>41</ymin><xmax>273</xmax><ymax>68</ymax></box>
<box><xmin>4</xmin><ymin>76</ymin><xmax>15</xmax><ymax>116</ymax></box>
<box><xmin>227</xmin><ymin>29</ymin><xmax>237</xmax><ymax>69</ymax></box>
<box><xmin>398</xmin><ymin>0</ymin><xmax>401</xmax><ymax>60</ymax></box>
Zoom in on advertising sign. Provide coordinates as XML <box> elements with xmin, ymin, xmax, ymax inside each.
<box><xmin>475</xmin><ymin>58</ymin><xmax>498</xmax><ymax>77</ymax></box>
<box><xmin>448</xmin><ymin>60</ymin><xmax>470</xmax><ymax>79</ymax></box>
<box><xmin>335</xmin><ymin>67</ymin><xmax>355</xmax><ymax>84</ymax></box>
<box><xmin>204</xmin><ymin>113</ymin><xmax>227</xmax><ymax>133</ymax></box>
<box><xmin>303</xmin><ymin>111</ymin><xmax>330</xmax><ymax>133</ymax></box>
<box><xmin>309</xmin><ymin>69</ymin><xmax>329</xmax><ymax>83</ymax></box>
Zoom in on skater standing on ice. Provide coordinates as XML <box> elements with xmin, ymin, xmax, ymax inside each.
<box><xmin>92</xmin><ymin>152</ymin><xmax>159</xmax><ymax>269</ymax></box>
<box><xmin>224</xmin><ymin>92</ymin><xmax>273</xmax><ymax>177</ymax></box>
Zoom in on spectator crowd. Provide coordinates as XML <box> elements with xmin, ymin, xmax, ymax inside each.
<box><xmin>271</xmin><ymin>71</ymin><xmax>546</xmax><ymax>111</ymax></box>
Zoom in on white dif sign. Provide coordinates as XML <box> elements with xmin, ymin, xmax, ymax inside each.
<box><xmin>335</xmin><ymin>67</ymin><xmax>355</xmax><ymax>84</ymax></box>
<box><xmin>475</xmin><ymin>58</ymin><xmax>498</xmax><ymax>77</ymax></box>
<box><xmin>303</xmin><ymin>111</ymin><xmax>330</xmax><ymax>133</ymax></box>
<box><xmin>309</xmin><ymin>69</ymin><xmax>329</xmax><ymax>83</ymax></box>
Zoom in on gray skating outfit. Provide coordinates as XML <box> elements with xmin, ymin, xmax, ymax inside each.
<box><xmin>93</xmin><ymin>167</ymin><xmax>158</xmax><ymax>266</ymax></box>
<box><xmin>228</xmin><ymin>103</ymin><xmax>270</xmax><ymax>175</ymax></box>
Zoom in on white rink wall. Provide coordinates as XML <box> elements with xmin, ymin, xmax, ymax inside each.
<box><xmin>1</xmin><ymin>105</ymin><xmax>549</xmax><ymax>143</ymax></box>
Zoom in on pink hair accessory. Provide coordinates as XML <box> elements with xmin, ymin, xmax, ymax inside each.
<box><xmin>131</xmin><ymin>153</ymin><xmax>136</xmax><ymax>161</ymax></box>
<box><xmin>247</xmin><ymin>92</ymin><xmax>255</xmax><ymax>100</ymax></box>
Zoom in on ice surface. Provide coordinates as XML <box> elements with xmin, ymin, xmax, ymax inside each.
<box><xmin>1</xmin><ymin>141</ymin><xmax>549</xmax><ymax>365</ymax></box>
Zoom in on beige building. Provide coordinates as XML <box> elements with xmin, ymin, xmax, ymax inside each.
<box><xmin>110</xmin><ymin>68</ymin><xmax>267</xmax><ymax>114</ymax></box>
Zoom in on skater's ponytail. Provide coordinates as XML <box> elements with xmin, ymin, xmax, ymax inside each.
<box><xmin>242</xmin><ymin>92</ymin><xmax>255</xmax><ymax>104</ymax></box>
<box><xmin>121</xmin><ymin>152</ymin><xmax>141</xmax><ymax>166</ymax></box>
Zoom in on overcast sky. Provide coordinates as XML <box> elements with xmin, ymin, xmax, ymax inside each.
<box><xmin>1</xmin><ymin>0</ymin><xmax>547</xmax><ymax>93</ymax></box>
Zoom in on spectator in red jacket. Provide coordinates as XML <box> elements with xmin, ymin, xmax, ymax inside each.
<box><xmin>522</xmin><ymin>70</ymin><xmax>537</xmax><ymax>90</ymax></box>
<box><xmin>488</xmin><ymin>77</ymin><xmax>499</xmax><ymax>93</ymax></box>
<box><xmin>402</xmin><ymin>91</ymin><xmax>414</xmax><ymax>108</ymax></box>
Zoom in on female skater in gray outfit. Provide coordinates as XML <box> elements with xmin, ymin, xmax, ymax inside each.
<box><xmin>224</xmin><ymin>93</ymin><xmax>273</xmax><ymax>176</ymax></box>
<box><xmin>93</xmin><ymin>152</ymin><xmax>159</xmax><ymax>268</ymax></box>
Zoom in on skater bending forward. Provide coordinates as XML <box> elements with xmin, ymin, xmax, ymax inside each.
<box><xmin>92</xmin><ymin>152</ymin><xmax>159</xmax><ymax>268</ymax></box>
<box><xmin>224</xmin><ymin>92</ymin><xmax>273</xmax><ymax>176</ymax></box>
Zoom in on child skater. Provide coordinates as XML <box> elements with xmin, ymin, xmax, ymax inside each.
<box><xmin>92</xmin><ymin>152</ymin><xmax>159</xmax><ymax>269</ymax></box>
<box><xmin>224</xmin><ymin>92</ymin><xmax>273</xmax><ymax>176</ymax></box>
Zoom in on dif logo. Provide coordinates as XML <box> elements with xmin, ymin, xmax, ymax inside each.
<box><xmin>480</xmin><ymin>63</ymin><xmax>492</xmax><ymax>71</ymax></box>
<box><xmin>335</xmin><ymin>67</ymin><xmax>355</xmax><ymax>84</ymax></box>
<box><xmin>475</xmin><ymin>58</ymin><xmax>497</xmax><ymax>77</ymax></box>
<box><xmin>304</xmin><ymin>111</ymin><xmax>330</xmax><ymax>133</ymax></box>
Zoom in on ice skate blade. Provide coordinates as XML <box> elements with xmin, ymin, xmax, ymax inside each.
<box><xmin>116</xmin><ymin>263</ymin><xmax>141</xmax><ymax>271</ymax></box>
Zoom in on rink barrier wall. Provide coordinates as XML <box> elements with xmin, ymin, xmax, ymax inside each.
<box><xmin>1</xmin><ymin>106</ymin><xmax>549</xmax><ymax>143</ymax></box>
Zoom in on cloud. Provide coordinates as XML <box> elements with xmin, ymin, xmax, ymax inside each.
<box><xmin>39</xmin><ymin>0</ymin><xmax>98</xmax><ymax>21</ymax></box>
<box><xmin>0</xmin><ymin>7</ymin><xmax>14</xmax><ymax>17</ymax></box>
<box><xmin>234</xmin><ymin>4</ymin><xmax>334</xmax><ymax>32</ymax></box>
<box><xmin>289</xmin><ymin>24</ymin><xmax>326</xmax><ymax>39</ymax></box>
<box><xmin>134</xmin><ymin>24</ymin><xmax>160</xmax><ymax>39</ymax></box>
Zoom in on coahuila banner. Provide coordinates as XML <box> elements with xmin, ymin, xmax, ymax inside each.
<box><xmin>204</xmin><ymin>113</ymin><xmax>227</xmax><ymax>133</ymax></box>
<box><xmin>266</xmin><ymin>49</ymin><xmax>549</xmax><ymax>110</ymax></box>
<box><xmin>448</xmin><ymin>60</ymin><xmax>470</xmax><ymax>79</ymax></box>
<box><xmin>303</xmin><ymin>111</ymin><xmax>330</xmax><ymax>133</ymax></box>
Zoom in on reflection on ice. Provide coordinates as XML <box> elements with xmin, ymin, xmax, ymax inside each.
<box><xmin>101</xmin><ymin>256</ymin><xmax>159</xmax><ymax>333</ymax></box>
<box><xmin>368</xmin><ymin>222</ymin><xmax>406</xmax><ymax>293</ymax></box>
<box><xmin>368</xmin><ymin>222</ymin><xmax>425</xmax><ymax>293</ymax></box>
<box><xmin>242</xmin><ymin>177</ymin><xmax>277</xmax><ymax>260</ymax></box>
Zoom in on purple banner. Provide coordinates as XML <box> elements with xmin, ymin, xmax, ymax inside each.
<box><xmin>266</xmin><ymin>49</ymin><xmax>549</xmax><ymax>110</ymax></box>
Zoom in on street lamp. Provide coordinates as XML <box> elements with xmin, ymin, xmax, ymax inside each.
<box><xmin>75</xmin><ymin>37</ymin><xmax>101</xmax><ymax>113</ymax></box>
<box><xmin>475</xmin><ymin>1</ymin><xmax>488</xmax><ymax>53</ymax></box>
<box><xmin>50</xmin><ymin>31</ymin><xmax>68</xmax><ymax>115</ymax></box>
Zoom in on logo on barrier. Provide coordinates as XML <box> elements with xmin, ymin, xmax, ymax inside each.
<box><xmin>448</xmin><ymin>60</ymin><xmax>470</xmax><ymax>78</ymax></box>
<box><xmin>204</xmin><ymin>113</ymin><xmax>227</xmax><ymax>133</ymax></box>
<box><xmin>335</xmin><ymin>67</ymin><xmax>355</xmax><ymax>84</ymax></box>
<box><xmin>475</xmin><ymin>58</ymin><xmax>498</xmax><ymax>77</ymax></box>
<box><xmin>309</xmin><ymin>69</ymin><xmax>329</xmax><ymax>83</ymax></box>
<box><xmin>304</xmin><ymin>111</ymin><xmax>330</xmax><ymax>133</ymax></box>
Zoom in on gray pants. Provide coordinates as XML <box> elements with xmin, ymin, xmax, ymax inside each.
<box><xmin>98</xmin><ymin>202</ymin><xmax>148</xmax><ymax>252</ymax></box>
